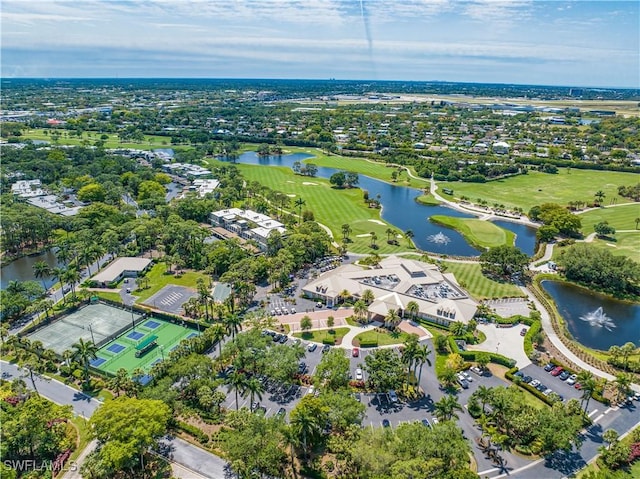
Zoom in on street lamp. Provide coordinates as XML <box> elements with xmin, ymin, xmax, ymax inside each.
<box><xmin>88</xmin><ymin>323</ymin><xmax>96</xmax><ymax>344</ymax></box>
<box><xmin>159</xmin><ymin>346</ymin><xmax>164</xmax><ymax>361</ymax></box>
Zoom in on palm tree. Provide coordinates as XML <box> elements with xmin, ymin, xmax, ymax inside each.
<box><xmin>64</xmin><ymin>267</ymin><xmax>81</xmax><ymax>300</ymax></box>
<box><xmin>206</xmin><ymin>323</ymin><xmax>226</xmax><ymax>357</ymax></box>
<box><xmin>341</xmin><ymin>223</ymin><xmax>352</xmax><ymax>241</ymax></box>
<box><xmin>404</xmin><ymin>229</ymin><xmax>414</xmax><ymax>246</ymax></box>
<box><xmin>224</xmin><ymin>313</ymin><xmax>243</xmax><ymax>339</ymax></box>
<box><xmin>339</xmin><ymin>289</ymin><xmax>351</xmax><ymax>304</ymax></box>
<box><xmin>294</xmin><ymin>197</ymin><xmax>306</xmax><ymax>225</ymax></box>
<box><xmin>577</xmin><ymin>370</ymin><xmax>596</xmax><ymax>413</ymax></box>
<box><xmin>226</xmin><ymin>371</ymin><xmax>249</xmax><ymax>411</ymax></box>
<box><xmin>290</xmin><ymin>402</ymin><xmax>323</xmax><ymax>461</ymax></box>
<box><xmin>32</xmin><ymin>260</ymin><xmax>52</xmax><ymax>291</ymax></box>
<box><xmin>401</xmin><ymin>337</ymin><xmax>419</xmax><ymax>383</ymax></box>
<box><xmin>244</xmin><ymin>377</ymin><xmax>264</xmax><ymax>411</ymax></box>
<box><xmin>620</xmin><ymin>342</ymin><xmax>636</xmax><ymax>371</ymax></box>
<box><xmin>608</xmin><ymin>345</ymin><xmax>622</xmax><ymax>363</ymax></box>
<box><xmin>384</xmin><ymin>309</ymin><xmax>400</xmax><ymax>329</ymax></box>
<box><xmin>414</xmin><ymin>343</ymin><xmax>432</xmax><ymax>384</ymax></box>
<box><xmin>635</xmin><ymin>217</ymin><xmax>640</xmax><ymax>230</ymax></box>
<box><xmin>16</xmin><ymin>348</ymin><xmax>42</xmax><ymax>394</ymax></box>
<box><xmin>613</xmin><ymin>373</ymin><xmax>632</xmax><ymax>404</ymax></box>
<box><xmin>406</xmin><ymin>301</ymin><xmax>419</xmax><ymax>321</ymax></box>
<box><xmin>476</xmin><ymin>385</ymin><xmax>493</xmax><ymax>414</ymax></box>
<box><xmin>594</xmin><ymin>190</ymin><xmax>606</xmax><ymax>205</ymax></box>
<box><xmin>108</xmin><ymin>368</ymin><xmax>131</xmax><ymax>398</ymax></box>
<box><xmin>353</xmin><ymin>300</ymin><xmax>368</xmax><ymax>323</ymax></box>
<box><xmin>434</xmin><ymin>394</ymin><xmax>463</xmax><ymax>421</ymax></box>
<box><xmin>55</xmin><ymin>242</ymin><xmax>73</xmax><ymax>266</ymax></box>
<box><xmin>71</xmin><ymin>338</ymin><xmax>98</xmax><ymax>386</ymax></box>
<box><xmin>361</xmin><ymin>289</ymin><xmax>375</xmax><ymax>305</ymax></box>
<box><xmin>369</xmin><ymin>232</ymin><xmax>378</xmax><ymax>249</ymax></box>
<box><xmin>450</xmin><ymin>321</ymin><xmax>467</xmax><ymax>337</ymax></box>
<box><xmin>385</xmin><ymin>228</ymin><xmax>394</xmax><ymax>243</ymax></box>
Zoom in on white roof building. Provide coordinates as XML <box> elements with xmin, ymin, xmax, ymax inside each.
<box><xmin>92</xmin><ymin>257</ymin><xmax>152</xmax><ymax>285</ymax></box>
<box><xmin>302</xmin><ymin>256</ymin><xmax>477</xmax><ymax>326</ymax></box>
<box><xmin>209</xmin><ymin>208</ymin><xmax>286</xmax><ymax>250</ymax></box>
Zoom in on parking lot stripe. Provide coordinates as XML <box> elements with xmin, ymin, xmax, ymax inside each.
<box><xmin>593</xmin><ymin>414</ymin><xmax>605</xmax><ymax>423</ymax></box>
<box><xmin>588</xmin><ymin>409</ymin><xmax>599</xmax><ymax>418</ymax></box>
<box><xmin>478</xmin><ymin>468</ymin><xmax>499</xmax><ymax>476</ymax></box>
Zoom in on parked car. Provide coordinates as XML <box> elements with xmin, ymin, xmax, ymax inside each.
<box><xmin>276</xmin><ymin>407</ymin><xmax>286</xmax><ymax>417</ymax></box>
<box><xmin>354</xmin><ymin>393</ymin><xmax>361</xmax><ymax>402</ymax></box>
<box><xmin>566</xmin><ymin>374</ymin><xmax>578</xmax><ymax>385</ymax></box>
<box><xmin>355</xmin><ymin>368</ymin><xmax>363</xmax><ymax>380</ymax></box>
<box><xmin>432</xmin><ymin>417</ymin><xmax>439</xmax><ymax>425</ymax></box>
<box><xmin>530</xmin><ymin>379</ymin><xmax>541</xmax><ymax>388</ymax></box>
<box><xmin>421</xmin><ymin>418</ymin><xmax>431</xmax><ymax>428</ymax></box>
<box><xmin>457</xmin><ymin>375</ymin><xmax>469</xmax><ymax>389</ymax></box>
<box><xmin>382</xmin><ymin>419</ymin><xmax>390</xmax><ymax>428</ymax></box>
<box><xmin>536</xmin><ymin>383</ymin><xmax>547</xmax><ymax>392</ymax></box>
<box><xmin>388</xmin><ymin>390</ymin><xmax>399</xmax><ymax>403</ymax></box>
<box><xmin>291</xmin><ymin>308</ymin><xmax>296</xmax><ymax>314</ymax></box>
<box><xmin>551</xmin><ymin>367</ymin><xmax>564</xmax><ymax>377</ymax></box>
<box><xmin>307</xmin><ymin>386</ymin><xmax>316</xmax><ymax>396</ymax></box>
<box><xmin>522</xmin><ymin>375</ymin><xmax>533</xmax><ymax>384</ymax></box>
<box><xmin>298</xmin><ymin>362</ymin><xmax>307</xmax><ymax>374</ymax></box>
<box><xmin>559</xmin><ymin>371</ymin><xmax>571</xmax><ymax>381</ymax></box>
<box><xmin>279</xmin><ymin>335</ymin><xmax>288</xmax><ymax>344</ymax></box>
<box><xmin>543</xmin><ymin>388</ymin><xmax>553</xmax><ymax>396</ymax></box>
<box><xmin>574</xmin><ymin>382</ymin><xmax>583</xmax><ymax>390</ymax></box>
<box><xmin>520</xmin><ymin>327</ymin><xmax>527</xmax><ymax>336</ymax></box>
<box><xmin>352</xmin><ymin>347</ymin><xmax>359</xmax><ymax>357</ymax></box>
<box><xmin>461</xmin><ymin>371</ymin><xmax>473</xmax><ymax>382</ymax></box>
<box><xmin>514</xmin><ymin>371</ymin><xmax>525</xmax><ymax>378</ymax></box>
<box><xmin>322</xmin><ymin>344</ymin><xmax>331</xmax><ymax>353</ymax></box>
<box><xmin>307</xmin><ymin>343</ymin><xmax>317</xmax><ymax>352</ymax></box>
<box><xmin>470</xmin><ymin>366</ymin><xmax>483</xmax><ymax>375</ymax></box>
<box><xmin>544</xmin><ymin>363</ymin><xmax>555</xmax><ymax>372</ymax></box>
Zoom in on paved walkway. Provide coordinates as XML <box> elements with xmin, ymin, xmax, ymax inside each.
<box><xmin>62</xmin><ymin>440</ymin><xmax>98</xmax><ymax>479</ymax></box>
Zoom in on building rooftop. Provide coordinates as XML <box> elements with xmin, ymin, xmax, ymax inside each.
<box><xmin>92</xmin><ymin>257</ymin><xmax>152</xmax><ymax>283</ymax></box>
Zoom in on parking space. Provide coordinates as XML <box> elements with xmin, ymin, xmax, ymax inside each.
<box><xmin>484</xmin><ymin>297</ymin><xmax>531</xmax><ymax>318</ymax></box>
<box><xmin>518</xmin><ymin>363</ymin><xmax>595</xmax><ymax>410</ymax></box>
<box><xmin>143</xmin><ymin>285</ymin><xmax>198</xmax><ymax>315</ymax></box>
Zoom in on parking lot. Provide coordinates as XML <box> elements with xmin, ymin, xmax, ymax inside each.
<box><xmin>518</xmin><ymin>363</ymin><xmax>597</xmax><ymax>411</ymax></box>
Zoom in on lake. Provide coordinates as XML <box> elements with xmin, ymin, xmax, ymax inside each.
<box><xmin>227</xmin><ymin>152</ymin><xmax>537</xmax><ymax>256</ymax></box>
<box><xmin>1</xmin><ymin>250</ymin><xmax>60</xmax><ymax>290</ymax></box>
<box><xmin>542</xmin><ymin>280</ymin><xmax>640</xmax><ymax>350</ymax></box>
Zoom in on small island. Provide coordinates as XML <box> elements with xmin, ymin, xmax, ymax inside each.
<box><xmin>429</xmin><ymin>215</ymin><xmax>515</xmax><ymax>250</ymax></box>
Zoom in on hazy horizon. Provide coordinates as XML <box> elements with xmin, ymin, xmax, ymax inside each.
<box><xmin>2</xmin><ymin>1</ymin><xmax>638</xmax><ymax>88</ymax></box>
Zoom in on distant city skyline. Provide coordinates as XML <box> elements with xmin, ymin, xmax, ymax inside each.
<box><xmin>1</xmin><ymin>0</ymin><xmax>638</xmax><ymax>88</ymax></box>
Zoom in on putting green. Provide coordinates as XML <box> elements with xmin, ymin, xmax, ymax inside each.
<box><xmin>441</xmin><ymin>261</ymin><xmax>526</xmax><ymax>300</ymax></box>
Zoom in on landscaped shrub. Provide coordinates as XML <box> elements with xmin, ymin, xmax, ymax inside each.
<box><xmin>359</xmin><ymin>340</ymin><xmax>378</xmax><ymax>348</ymax></box>
<box><xmin>176</xmin><ymin>421</ymin><xmax>209</xmax><ymax>444</ymax></box>
<box><xmin>523</xmin><ymin>321</ymin><xmax>542</xmax><ymax>358</ymax></box>
<box><xmin>591</xmin><ymin>390</ymin><xmax>611</xmax><ymax>406</ymax></box>
<box><xmin>322</xmin><ymin>337</ymin><xmax>336</xmax><ymax>345</ymax></box>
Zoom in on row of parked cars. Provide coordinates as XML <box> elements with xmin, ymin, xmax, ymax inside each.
<box><xmin>270</xmin><ymin>307</ymin><xmax>296</xmax><ymax>315</ymax></box>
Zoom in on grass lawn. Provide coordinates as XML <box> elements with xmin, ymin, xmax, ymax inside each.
<box><xmin>512</xmin><ymin>384</ymin><xmax>548</xmax><ymax>410</ymax></box>
<box><xmin>68</xmin><ymin>415</ymin><xmax>92</xmax><ymax>464</ymax></box>
<box><xmin>293</xmin><ymin>327</ymin><xmax>350</xmax><ymax>344</ymax></box>
<box><xmin>93</xmin><ymin>291</ymin><xmax>124</xmax><ymax>303</ymax></box>
<box><xmin>134</xmin><ymin>262</ymin><xmax>207</xmax><ymax>303</ymax></box>
<box><xmin>353</xmin><ymin>329</ymin><xmax>413</xmax><ymax>347</ymax></box>
<box><xmin>209</xmin><ymin>160</ymin><xmax>412</xmax><ymax>254</ymax></box>
<box><xmin>283</xmin><ymin>146</ymin><xmax>423</xmax><ymax>185</ymax></box>
<box><xmin>416</xmin><ymin>194</ymin><xmax>441</xmax><ymax>205</ymax></box>
<box><xmin>552</xmin><ymin>232</ymin><xmax>640</xmax><ymax>261</ymax></box>
<box><xmin>441</xmin><ymin>261</ymin><xmax>526</xmax><ymax>300</ymax></box>
<box><xmin>430</xmin><ymin>215</ymin><xmax>515</xmax><ymax>250</ymax></box>
<box><xmin>439</xmin><ymin>168</ymin><xmax>639</xmax><ymax>212</ymax></box>
<box><xmin>579</xmin><ymin>204</ymin><xmax>640</xmax><ymax>232</ymax></box>
<box><xmin>22</xmin><ymin>129</ymin><xmax>178</xmax><ymax>150</ymax></box>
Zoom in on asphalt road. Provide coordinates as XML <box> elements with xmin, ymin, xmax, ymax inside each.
<box><xmin>0</xmin><ymin>360</ymin><xmax>101</xmax><ymax>419</ymax></box>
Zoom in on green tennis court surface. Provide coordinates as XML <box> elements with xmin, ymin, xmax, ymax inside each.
<box><xmin>92</xmin><ymin>318</ymin><xmax>197</xmax><ymax>376</ymax></box>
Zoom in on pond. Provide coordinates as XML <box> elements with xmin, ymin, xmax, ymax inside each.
<box><xmin>1</xmin><ymin>250</ymin><xmax>60</xmax><ymax>290</ymax></box>
<box><xmin>542</xmin><ymin>280</ymin><xmax>640</xmax><ymax>350</ymax></box>
<box><xmin>227</xmin><ymin>152</ymin><xmax>537</xmax><ymax>256</ymax></box>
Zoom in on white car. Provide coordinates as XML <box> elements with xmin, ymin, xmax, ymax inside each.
<box><xmin>530</xmin><ymin>379</ymin><xmax>541</xmax><ymax>388</ymax></box>
<box><xmin>307</xmin><ymin>386</ymin><xmax>315</xmax><ymax>396</ymax></box>
<box><xmin>566</xmin><ymin>374</ymin><xmax>578</xmax><ymax>386</ymax></box>
<box><xmin>461</xmin><ymin>371</ymin><xmax>473</xmax><ymax>382</ymax></box>
<box><xmin>355</xmin><ymin>368</ymin><xmax>363</xmax><ymax>381</ymax></box>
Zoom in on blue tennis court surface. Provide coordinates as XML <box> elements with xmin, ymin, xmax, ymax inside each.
<box><xmin>187</xmin><ymin>332</ymin><xmax>198</xmax><ymax>339</ymax></box>
<box><xmin>127</xmin><ymin>331</ymin><xmax>145</xmax><ymax>340</ymax></box>
<box><xmin>144</xmin><ymin>320</ymin><xmax>160</xmax><ymax>329</ymax></box>
<box><xmin>90</xmin><ymin>357</ymin><xmax>106</xmax><ymax>367</ymax></box>
<box><xmin>106</xmin><ymin>343</ymin><xmax>126</xmax><ymax>353</ymax></box>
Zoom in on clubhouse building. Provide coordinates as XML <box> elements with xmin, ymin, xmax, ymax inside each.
<box><xmin>302</xmin><ymin>256</ymin><xmax>478</xmax><ymax>327</ymax></box>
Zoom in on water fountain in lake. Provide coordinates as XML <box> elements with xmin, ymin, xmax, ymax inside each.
<box><xmin>580</xmin><ymin>307</ymin><xmax>616</xmax><ymax>331</ymax></box>
<box><xmin>427</xmin><ymin>231</ymin><xmax>451</xmax><ymax>245</ymax></box>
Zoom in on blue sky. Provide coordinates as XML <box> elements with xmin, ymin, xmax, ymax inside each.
<box><xmin>1</xmin><ymin>0</ymin><xmax>638</xmax><ymax>87</ymax></box>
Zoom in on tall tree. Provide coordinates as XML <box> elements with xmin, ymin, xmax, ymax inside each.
<box><xmin>434</xmin><ymin>394</ymin><xmax>463</xmax><ymax>421</ymax></box>
<box><xmin>32</xmin><ymin>260</ymin><xmax>52</xmax><ymax>292</ymax></box>
<box><xmin>71</xmin><ymin>338</ymin><xmax>98</xmax><ymax>386</ymax></box>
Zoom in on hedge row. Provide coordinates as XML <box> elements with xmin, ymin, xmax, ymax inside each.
<box><xmin>359</xmin><ymin>340</ymin><xmax>378</xmax><ymax>348</ymax></box>
<box><xmin>448</xmin><ymin>336</ymin><xmax>516</xmax><ymax>368</ymax></box>
<box><xmin>523</xmin><ymin>321</ymin><xmax>542</xmax><ymax>358</ymax></box>
<box><xmin>322</xmin><ymin>337</ymin><xmax>336</xmax><ymax>345</ymax></box>
<box><xmin>175</xmin><ymin>421</ymin><xmax>209</xmax><ymax>444</ymax></box>
<box><xmin>505</xmin><ymin>367</ymin><xmax>555</xmax><ymax>406</ymax></box>
<box><xmin>494</xmin><ymin>314</ymin><xmax>535</xmax><ymax>326</ymax></box>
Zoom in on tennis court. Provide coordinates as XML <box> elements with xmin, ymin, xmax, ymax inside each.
<box><xmin>27</xmin><ymin>303</ymin><xmax>143</xmax><ymax>355</ymax></box>
<box><xmin>92</xmin><ymin>318</ymin><xmax>197</xmax><ymax>376</ymax></box>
